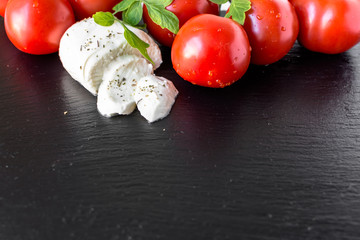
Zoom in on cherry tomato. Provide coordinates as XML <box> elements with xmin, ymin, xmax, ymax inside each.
<box><xmin>68</xmin><ymin>0</ymin><xmax>122</xmax><ymax>20</ymax></box>
<box><xmin>172</xmin><ymin>14</ymin><xmax>251</xmax><ymax>88</ymax></box>
<box><xmin>4</xmin><ymin>0</ymin><xmax>75</xmax><ymax>55</ymax></box>
<box><xmin>242</xmin><ymin>0</ymin><xmax>299</xmax><ymax>65</ymax></box>
<box><xmin>290</xmin><ymin>0</ymin><xmax>360</xmax><ymax>54</ymax></box>
<box><xmin>143</xmin><ymin>0</ymin><xmax>219</xmax><ymax>47</ymax></box>
<box><xmin>0</xmin><ymin>0</ymin><xmax>7</xmax><ymax>17</ymax></box>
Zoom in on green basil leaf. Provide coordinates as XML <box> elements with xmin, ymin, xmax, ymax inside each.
<box><xmin>93</xmin><ymin>12</ymin><xmax>115</xmax><ymax>26</ymax></box>
<box><xmin>225</xmin><ymin>0</ymin><xmax>251</xmax><ymax>25</ymax></box>
<box><xmin>158</xmin><ymin>0</ymin><xmax>173</xmax><ymax>6</ymax></box>
<box><xmin>113</xmin><ymin>0</ymin><xmax>138</xmax><ymax>14</ymax></box>
<box><xmin>144</xmin><ymin>0</ymin><xmax>172</xmax><ymax>6</ymax></box>
<box><xmin>144</xmin><ymin>1</ymin><xmax>179</xmax><ymax>34</ymax></box>
<box><xmin>122</xmin><ymin>1</ymin><xmax>143</xmax><ymax>26</ymax></box>
<box><xmin>135</xmin><ymin>23</ymin><xmax>147</xmax><ymax>30</ymax></box>
<box><xmin>119</xmin><ymin>21</ymin><xmax>154</xmax><ymax>65</ymax></box>
<box><xmin>209</xmin><ymin>0</ymin><xmax>229</xmax><ymax>4</ymax></box>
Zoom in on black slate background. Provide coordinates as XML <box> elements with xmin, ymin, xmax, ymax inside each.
<box><xmin>1</xmin><ymin>17</ymin><xmax>360</xmax><ymax>240</ymax></box>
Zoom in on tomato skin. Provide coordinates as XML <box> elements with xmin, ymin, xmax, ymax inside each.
<box><xmin>243</xmin><ymin>0</ymin><xmax>299</xmax><ymax>65</ymax></box>
<box><xmin>68</xmin><ymin>0</ymin><xmax>122</xmax><ymax>20</ymax></box>
<box><xmin>171</xmin><ymin>14</ymin><xmax>251</xmax><ymax>88</ymax></box>
<box><xmin>4</xmin><ymin>0</ymin><xmax>75</xmax><ymax>55</ymax></box>
<box><xmin>143</xmin><ymin>0</ymin><xmax>219</xmax><ymax>47</ymax></box>
<box><xmin>0</xmin><ymin>0</ymin><xmax>7</xmax><ymax>17</ymax></box>
<box><xmin>290</xmin><ymin>0</ymin><xmax>360</xmax><ymax>54</ymax></box>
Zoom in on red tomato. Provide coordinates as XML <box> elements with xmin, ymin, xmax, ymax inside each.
<box><xmin>290</xmin><ymin>0</ymin><xmax>360</xmax><ymax>54</ymax></box>
<box><xmin>172</xmin><ymin>14</ymin><xmax>251</xmax><ymax>88</ymax></box>
<box><xmin>242</xmin><ymin>0</ymin><xmax>299</xmax><ymax>65</ymax></box>
<box><xmin>4</xmin><ymin>0</ymin><xmax>75</xmax><ymax>55</ymax></box>
<box><xmin>0</xmin><ymin>0</ymin><xmax>7</xmax><ymax>17</ymax></box>
<box><xmin>68</xmin><ymin>0</ymin><xmax>122</xmax><ymax>20</ymax></box>
<box><xmin>143</xmin><ymin>0</ymin><xmax>219</xmax><ymax>47</ymax></box>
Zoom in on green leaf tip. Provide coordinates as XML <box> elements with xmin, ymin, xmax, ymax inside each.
<box><xmin>93</xmin><ymin>12</ymin><xmax>115</xmax><ymax>26</ymax></box>
<box><xmin>224</xmin><ymin>0</ymin><xmax>251</xmax><ymax>25</ymax></box>
<box><xmin>119</xmin><ymin>21</ymin><xmax>155</xmax><ymax>65</ymax></box>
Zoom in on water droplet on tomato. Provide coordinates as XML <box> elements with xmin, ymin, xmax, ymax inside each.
<box><xmin>33</xmin><ymin>0</ymin><xmax>39</xmax><ymax>7</ymax></box>
<box><xmin>270</xmin><ymin>10</ymin><xmax>275</xmax><ymax>14</ymax></box>
<box><xmin>276</xmin><ymin>13</ymin><xmax>281</xmax><ymax>19</ymax></box>
<box><xmin>207</xmin><ymin>81</ymin><xmax>213</xmax><ymax>86</ymax></box>
<box><xmin>217</xmin><ymin>28</ymin><xmax>222</xmax><ymax>32</ymax></box>
<box><xmin>216</xmin><ymin>80</ymin><xmax>224</xmax><ymax>87</ymax></box>
<box><xmin>256</xmin><ymin>15</ymin><xmax>263</xmax><ymax>20</ymax></box>
<box><xmin>208</xmin><ymin>71</ymin><xmax>214</xmax><ymax>77</ymax></box>
<box><xmin>172</xmin><ymin>4</ymin><xmax>176</xmax><ymax>8</ymax></box>
<box><xmin>281</xmin><ymin>26</ymin><xmax>286</xmax><ymax>31</ymax></box>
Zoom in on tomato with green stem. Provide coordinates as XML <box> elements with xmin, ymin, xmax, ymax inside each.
<box><xmin>5</xmin><ymin>0</ymin><xmax>75</xmax><ymax>55</ymax></box>
<box><xmin>290</xmin><ymin>0</ymin><xmax>360</xmax><ymax>54</ymax></box>
<box><xmin>171</xmin><ymin>14</ymin><xmax>251</xmax><ymax>88</ymax></box>
<box><xmin>143</xmin><ymin>0</ymin><xmax>219</xmax><ymax>47</ymax></box>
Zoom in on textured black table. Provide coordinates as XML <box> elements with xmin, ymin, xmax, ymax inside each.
<box><xmin>1</xmin><ymin>17</ymin><xmax>360</xmax><ymax>240</ymax></box>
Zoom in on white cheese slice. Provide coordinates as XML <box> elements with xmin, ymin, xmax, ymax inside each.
<box><xmin>97</xmin><ymin>55</ymin><xmax>153</xmax><ymax>117</ymax></box>
<box><xmin>134</xmin><ymin>75</ymin><xmax>179</xmax><ymax>123</ymax></box>
<box><xmin>59</xmin><ymin>18</ymin><xmax>162</xmax><ymax>95</ymax></box>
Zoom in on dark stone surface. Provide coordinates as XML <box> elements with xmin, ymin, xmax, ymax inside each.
<box><xmin>1</xmin><ymin>17</ymin><xmax>360</xmax><ymax>240</ymax></box>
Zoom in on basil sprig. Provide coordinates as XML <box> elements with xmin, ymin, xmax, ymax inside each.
<box><xmin>93</xmin><ymin>0</ymin><xmax>251</xmax><ymax>64</ymax></box>
<box><xmin>114</xmin><ymin>0</ymin><xmax>179</xmax><ymax>34</ymax></box>
<box><xmin>93</xmin><ymin>11</ymin><xmax>154</xmax><ymax>65</ymax></box>
<box><xmin>94</xmin><ymin>0</ymin><xmax>179</xmax><ymax>65</ymax></box>
<box><xmin>210</xmin><ymin>0</ymin><xmax>251</xmax><ymax>25</ymax></box>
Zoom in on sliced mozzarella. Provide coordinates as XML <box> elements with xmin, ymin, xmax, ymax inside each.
<box><xmin>134</xmin><ymin>75</ymin><xmax>179</xmax><ymax>123</ymax></box>
<box><xmin>97</xmin><ymin>55</ymin><xmax>153</xmax><ymax>117</ymax></box>
<box><xmin>59</xmin><ymin>18</ymin><xmax>179</xmax><ymax>123</ymax></box>
<box><xmin>59</xmin><ymin>18</ymin><xmax>162</xmax><ymax>95</ymax></box>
